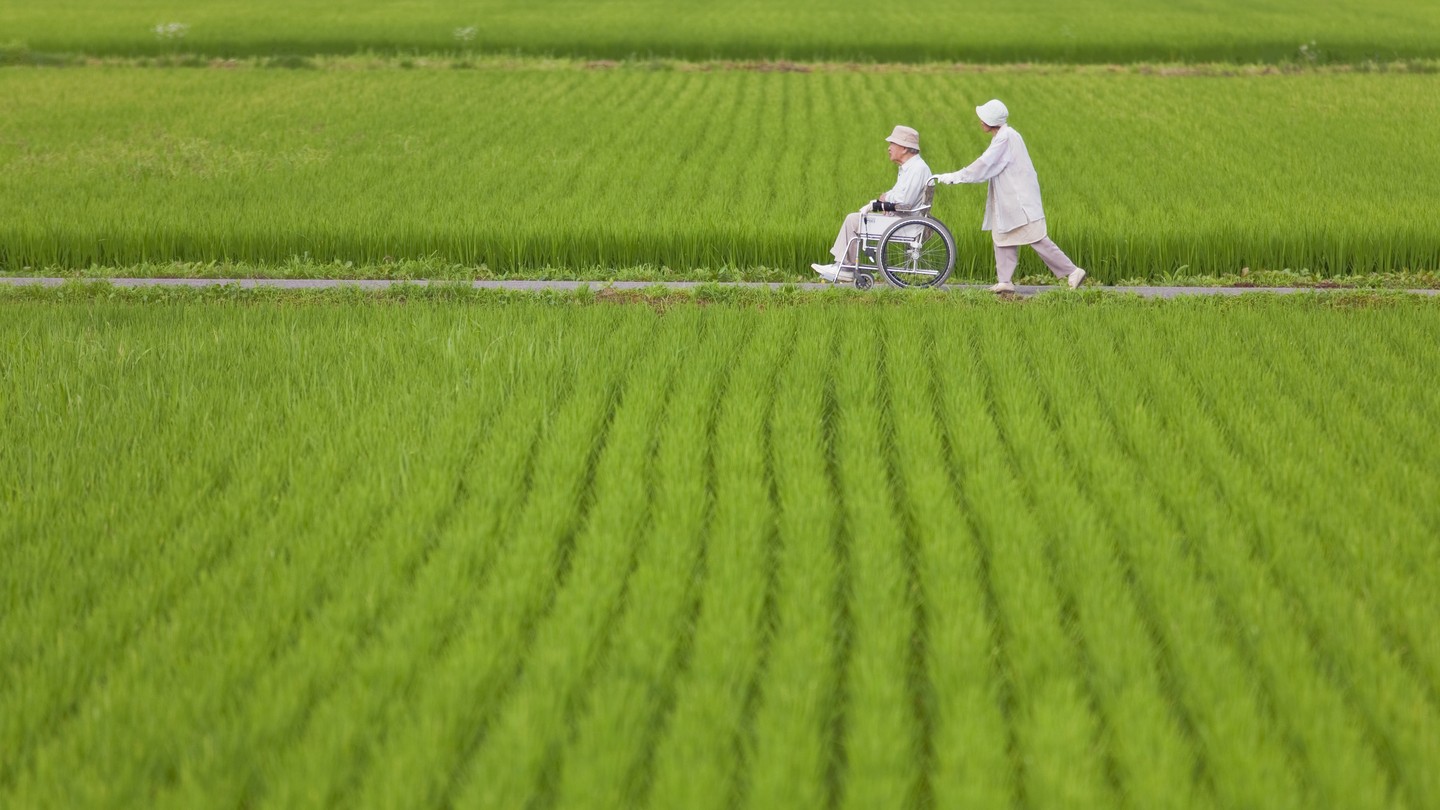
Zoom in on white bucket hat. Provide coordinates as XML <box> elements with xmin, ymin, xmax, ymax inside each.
<box><xmin>975</xmin><ymin>99</ymin><xmax>1009</xmax><ymax>127</ymax></box>
<box><xmin>885</xmin><ymin>125</ymin><xmax>921</xmax><ymax>151</ymax></box>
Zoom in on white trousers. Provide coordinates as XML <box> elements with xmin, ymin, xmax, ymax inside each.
<box><xmin>830</xmin><ymin>212</ymin><xmax>896</xmax><ymax>265</ymax></box>
<box><xmin>995</xmin><ymin>237</ymin><xmax>1081</xmax><ymax>283</ymax></box>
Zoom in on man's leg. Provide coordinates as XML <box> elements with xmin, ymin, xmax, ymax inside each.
<box><xmin>994</xmin><ymin>243</ymin><xmax>1020</xmax><ymax>283</ymax></box>
<box><xmin>1029</xmin><ymin>237</ymin><xmax>1082</xmax><ymax>279</ymax></box>
<box><xmin>831</xmin><ymin>212</ymin><xmax>864</xmax><ymax>265</ymax></box>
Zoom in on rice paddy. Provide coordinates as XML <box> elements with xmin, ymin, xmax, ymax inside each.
<box><xmin>5</xmin><ymin>0</ymin><xmax>1440</xmax><ymax>63</ymax></box>
<box><xmin>7</xmin><ymin>1</ymin><xmax>1440</xmax><ymax>806</ymax></box>
<box><xmin>3</xmin><ymin>63</ymin><xmax>1439</xmax><ymax>280</ymax></box>
<box><xmin>3</xmin><ymin>288</ymin><xmax>1440</xmax><ymax>808</ymax></box>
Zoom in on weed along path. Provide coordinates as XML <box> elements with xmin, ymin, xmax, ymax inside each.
<box><xmin>3</xmin><ymin>277</ymin><xmax>1437</xmax><ymax>298</ymax></box>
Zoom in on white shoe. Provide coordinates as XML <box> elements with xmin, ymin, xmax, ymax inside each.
<box><xmin>1068</xmin><ymin>268</ymin><xmax>1087</xmax><ymax>289</ymax></box>
<box><xmin>811</xmin><ymin>263</ymin><xmax>840</xmax><ymax>283</ymax></box>
<box><xmin>989</xmin><ymin>281</ymin><xmax>1016</xmax><ymax>293</ymax></box>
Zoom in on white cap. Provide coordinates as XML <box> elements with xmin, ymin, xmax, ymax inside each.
<box><xmin>975</xmin><ymin>99</ymin><xmax>1009</xmax><ymax>127</ymax></box>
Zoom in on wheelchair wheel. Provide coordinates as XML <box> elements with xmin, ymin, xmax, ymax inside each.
<box><xmin>878</xmin><ymin>218</ymin><xmax>956</xmax><ymax>289</ymax></box>
<box><xmin>854</xmin><ymin>273</ymin><xmax>875</xmax><ymax>291</ymax></box>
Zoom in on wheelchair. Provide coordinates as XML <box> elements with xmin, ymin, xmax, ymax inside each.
<box><xmin>841</xmin><ymin>177</ymin><xmax>957</xmax><ymax>290</ymax></box>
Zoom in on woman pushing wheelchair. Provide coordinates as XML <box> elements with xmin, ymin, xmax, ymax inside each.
<box><xmin>813</xmin><ymin>101</ymin><xmax>1085</xmax><ymax>292</ymax></box>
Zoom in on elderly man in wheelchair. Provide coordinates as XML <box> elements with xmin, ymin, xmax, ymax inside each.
<box><xmin>811</xmin><ymin>125</ymin><xmax>957</xmax><ymax>289</ymax></box>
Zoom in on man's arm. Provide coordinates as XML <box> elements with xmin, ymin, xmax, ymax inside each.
<box><xmin>934</xmin><ymin>133</ymin><xmax>1011</xmax><ymax>185</ymax></box>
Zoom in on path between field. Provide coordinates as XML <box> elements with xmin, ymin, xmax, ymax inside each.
<box><xmin>2</xmin><ymin>278</ymin><xmax>1437</xmax><ymax>298</ymax></box>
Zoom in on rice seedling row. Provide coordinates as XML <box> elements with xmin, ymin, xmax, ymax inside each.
<box><xmin>447</xmin><ymin>315</ymin><xmax>682</xmax><ymax>807</ymax></box>
<box><xmin>1166</xmin><ymin>401</ymin><xmax>1391</xmax><ymax>804</ymax></box>
<box><xmin>8</xmin><ymin>317</ymin><xmax>445</xmax><ymax>804</ymax></box>
<box><xmin>886</xmin><ymin>318</ymin><xmax>1012</xmax><ymax>807</ymax></box>
<box><xmin>3</xmin><ymin>67</ymin><xmax>1439</xmax><ymax>280</ymax></box>
<box><xmin>3</xmin><ymin>292</ymin><xmax>1439</xmax><ymax>807</ymax></box>
<box><xmin>547</xmin><ymin>310</ymin><xmax>738</xmax><ymax>809</ymax></box>
<box><xmin>1051</xmin><ymin>312</ymin><xmax>1303</xmax><ymax>808</ymax></box>
<box><xmin>644</xmin><ymin>313</ymin><xmax>791</xmax><ymax>810</ymax></box>
<box><xmin>348</xmin><ymin>311</ymin><xmax>654</xmax><ymax>809</ymax></box>
<box><xmin>6</xmin><ymin>0</ymin><xmax>1440</xmax><ymax>64</ymax></box>
<box><xmin>0</xmin><ymin>320</ymin><xmax>308</xmax><ymax>795</ymax></box>
<box><xmin>832</xmin><ymin>314</ymin><xmax>923</xmax><ymax>809</ymax></box>
<box><xmin>1008</xmin><ymin>320</ymin><xmax>1205</xmax><ymax>808</ymax></box>
<box><xmin>1102</xmin><ymin>309</ymin><xmax>1423</xmax><ymax>807</ymax></box>
<box><xmin>1157</xmin><ymin>311</ymin><xmax>1428</xmax><ymax>807</ymax></box>
<box><xmin>947</xmin><ymin>316</ymin><xmax>1115</xmax><ymax>808</ymax></box>
<box><xmin>1294</xmin><ymin>320</ymin><xmax>1440</xmax><ymax>708</ymax></box>
<box><xmin>254</xmin><ymin>316</ymin><xmax>582</xmax><ymax>808</ymax></box>
<box><xmin>743</xmin><ymin>318</ymin><xmax>842</xmax><ymax>808</ymax></box>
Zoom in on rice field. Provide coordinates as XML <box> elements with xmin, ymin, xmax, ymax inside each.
<box><xmin>3</xmin><ymin>287</ymin><xmax>1440</xmax><ymax>808</ymax></box>
<box><xmin>5</xmin><ymin>0</ymin><xmax>1440</xmax><ymax>63</ymax></box>
<box><xmin>7</xmin><ymin>1</ymin><xmax>1440</xmax><ymax>804</ymax></box>
<box><xmin>3</xmin><ymin>63</ymin><xmax>1439</xmax><ymax>280</ymax></box>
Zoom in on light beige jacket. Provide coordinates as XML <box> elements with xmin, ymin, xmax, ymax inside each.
<box><xmin>934</xmin><ymin>126</ymin><xmax>1045</xmax><ymax>233</ymax></box>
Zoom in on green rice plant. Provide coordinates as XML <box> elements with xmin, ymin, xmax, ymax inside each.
<box><xmin>1285</xmin><ymin>314</ymin><xmax>1440</xmax><ymax>719</ymax></box>
<box><xmin>151</xmin><ymin>377</ymin><xmax>500</xmax><ymax>806</ymax></box>
<box><xmin>644</xmin><ymin>313</ymin><xmax>793</xmax><ymax>810</ymax></box>
<box><xmin>6</xmin><ymin>311</ymin><xmax>458</xmax><ymax>804</ymax></box>
<box><xmin>829</xmin><ymin>312</ymin><xmax>923</xmax><ymax>809</ymax></box>
<box><xmin>0</xmin><ymin>311</ymin><xmax>313</xmax><ymax>798</ymax></box>
<box><xmin>1238</xmin><ymin>328</ymin><xmax>1440</xmax><ymax>805</ymax></box>
<box><xmin>545</xmin><ymin>311</ymin><xmax>737</xmax><ymax>809</ymax></box>
<box><xmin>2</xmin><ymin>291</ymin><xmax>1440</xmax><ymax>808</ymax></box>
<box><xmin>1145</xmin><ymin>307</ymin><xmax>1424</xmax><ymax>807</ymax></box>
<box><xmin>884</xmin><ymin>314</ymin><xmax>1013</xmax><ymax>807</ymax></box>
<box><xmin>1005</xmin><ymin>310</ymin><xmax>1210</xmax><ymax>808</ymax></box>
<box><xmin>238</xmin><ymin>309</ymin><xmax>586</xmax><ymax>807</ymax></box>
<box><xmin>5</xmin><ymin>0</ymin><xmax>1440</xmax><ymax>63</ymax></box>
<box><xmin>2</xmin><ymin>66</ymin><xmax>1439</xmax><ymax>280</ymax></box>
<box><xmin>744</xmin><ymin>312</ymin><xmax>842</xmax><ymax>808</ymax></box>
<box><xmin>1096</xmin><ymin>302</ymin><xmax>1423</xmax><ymax>807</ymax></box>
<box><xmin>345</xmin><ymin>310</ymin><xmax>656</xmax><ymax>810</ymax></box>
<box><xmin>933</xmin><ymin>310</ymin><xmax>1115</xmax><ymax>808</ymax></box>
<box><xmin>1049</xmin><ymin>305</ymin><xmax>1310</xmax><ymax>808</ymax></box>
<box><xmin>448</xmin><ymin>310</ymin><xmax>684</xmax><ymax>807</ymax></box>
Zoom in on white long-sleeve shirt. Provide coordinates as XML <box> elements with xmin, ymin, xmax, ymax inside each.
<box><xmin>881</xmin><ymin>154</ymin><xmax>932</xmax><ymax>212</ymax></box>
<box><xmin>934</xmin><ymin>126</ymin><xmax>1044</xmax><ymax>233</ymax></box>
